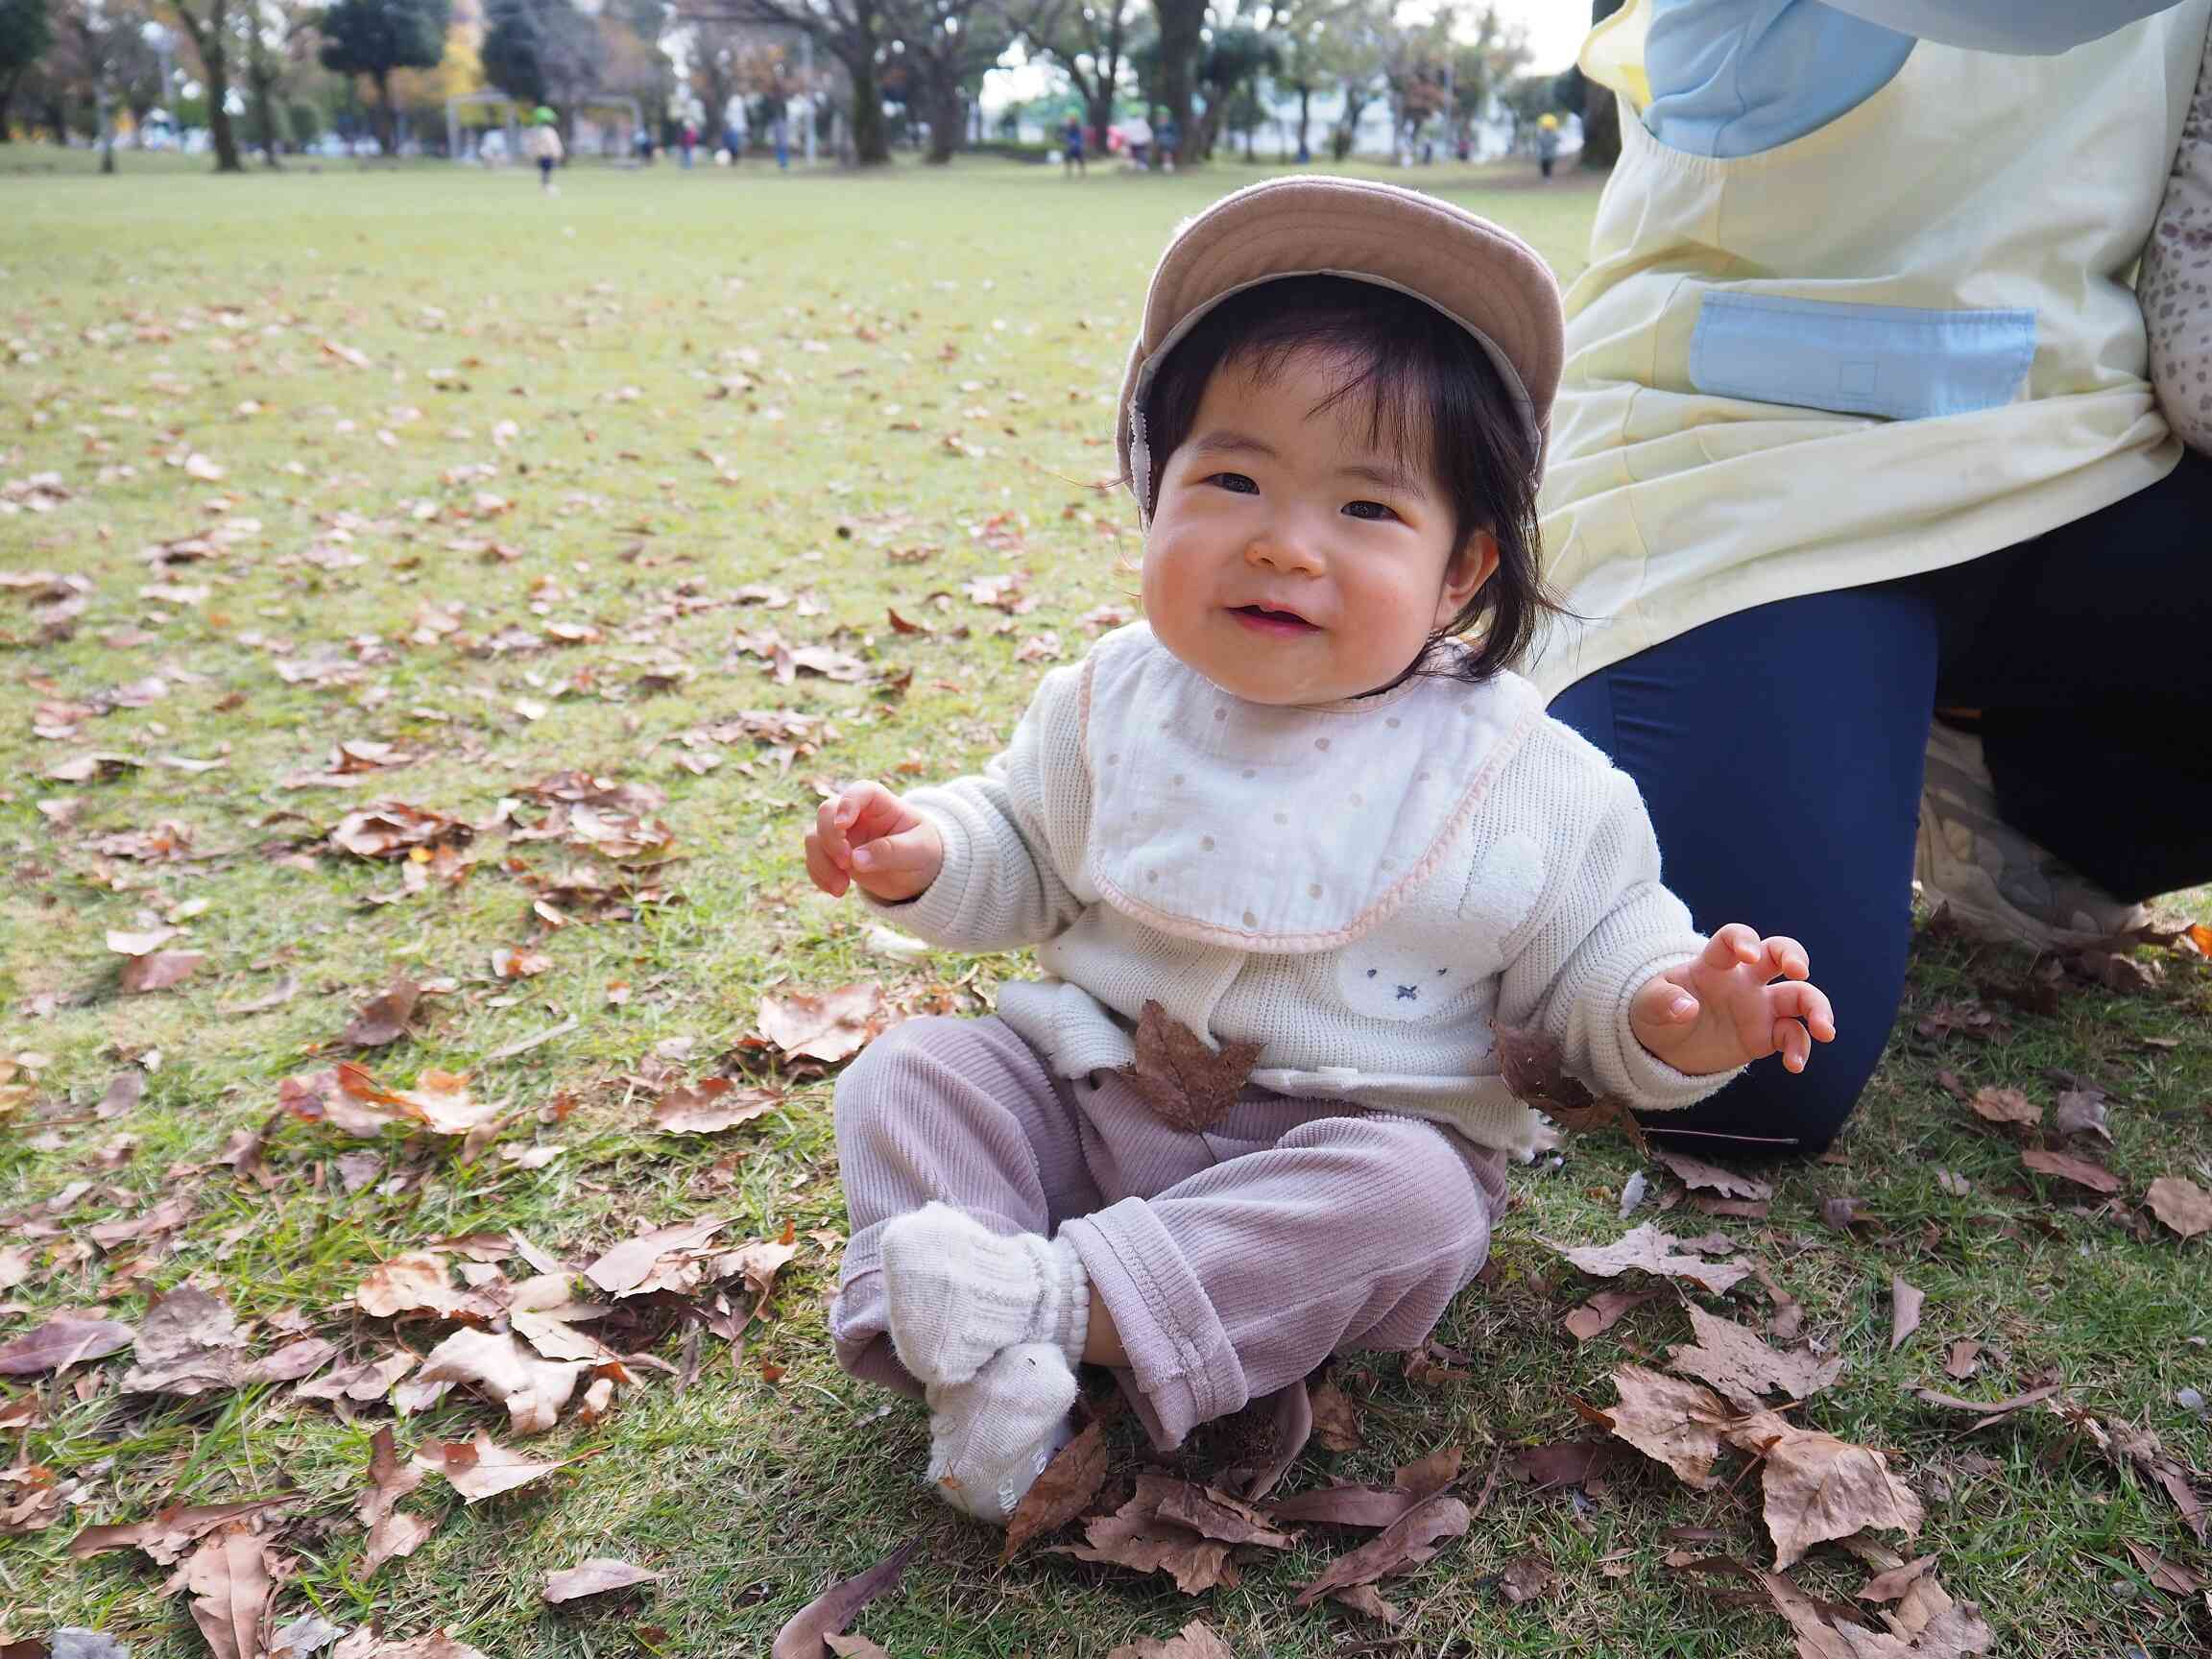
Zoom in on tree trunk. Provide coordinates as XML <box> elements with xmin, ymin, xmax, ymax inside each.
<box><xmin>250</xmin><ymin>35</ymin><xmax>283</xmax><ymax>166</ymax></box>
<box><xmin>844</xmin><ymin>4</ymin><xmax>889</xmax><ymax>165</ymax></box>
<box><xmin>924</xmin><ymin>72</ymin><xmax>957</xmax><ymax>162</ymax></box>
<box><xmin>1578</xmin><ymin>82</ymin><xmax>1619</xmax><ymax>168</ymax></box>
<box><xmin>1086</xmin><ymin>84</ymin><xmax>1114</xmax><ymax>151</ymax></box>
<box><xmin>175</xmin><ymin>0</ymin><xmax>246</xmax><ymax>172</ymax></box>
<box><xmin>1155</xmin><ymin>0</ymin><xmax>1200</xmax><ymax>167</ymax></box>
<box><xmin>0</xmin><ymin>68</ymin><xmax>18</xmax><ymax>140</ymax></box>
<box><xmin>1294</xmin><ymin>82</ymin><xmax>1309</xmax><ymax>161</ymax></box>
<box><xmin>373</xmin><ymin>66</ymin><xmax>395</xmax><ymax>155</ymax></box>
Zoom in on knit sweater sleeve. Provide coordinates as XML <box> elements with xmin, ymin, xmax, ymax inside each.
<box><xmin>860</xmin><ymin>661</ymin><xmax>1090</xmax><ymax>950</ymax></box>
<box><xmin>1494</xmin><ymin>743</ymin><xmax>1739</xmax><ymax>1114</ymax></box>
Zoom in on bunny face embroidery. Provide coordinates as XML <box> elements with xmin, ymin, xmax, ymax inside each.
<box><xmin>1334</xmin><ymin>834</ymin><xmax>1546</xmax><ymax>1023</ymax></box>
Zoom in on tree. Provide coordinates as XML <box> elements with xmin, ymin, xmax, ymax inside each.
<box><xmin>1445</xmin><ymin>5</ymin><xmax>1524</xmax><ymax>155</ymax></box>
<box><xmin>1007</xmin><ymin>0</ymin><xmax>1134</xmax><ymax>154</ymax></box>
<box><xmin>0</xmin><ymin>0</ymin><xmax>54</xmax><ymax>139</ymax></box>
<box><xmin>687</xmin><ymin>19</ymin><xmax>779</xmax><ymax>141</ymax></box>
<box><xmin>1191</xmin><ymin>18</ymin><xmax>1273</xmax><ymax>160</ymax></box>
<box><xmin>482</xmin><ymin>0</ymin><xmax>598</xmax><ymax>124</ymax></box>
<box><xmin>1575</xmin><ymin>0</ymin><xmax>1621</xmax><ymax>167</ymax></box>
<box><xmin>165</xmin><ymin>0</ymin><xmax>245</xmax><ymax>167</ymax></box>
<box><xmin>319</xmin><ymin>0</ymin><xmax>447</xmax><ymax>153</ymax></box>
<box><xmin>889</xmin><ymin>0</ymin><xmax>1010</xmax><ymax>163</ymax></box>
<box><xmin>676</xmin><ymin>0</ymin><xmax>889</xmax><ymax>165</ymax></box>
<box><xmin>1312</xmin><ymin>0</ymin><xmax>1382</xmax><ymax>159</ymax></box>
<box><xmin>1147</xmin><ymin>0</ymin><xmax>1197</xmax><ymax>164</ymax></box>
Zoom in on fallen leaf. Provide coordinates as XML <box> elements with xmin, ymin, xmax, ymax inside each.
<box><xmin>1269</xmin><ymin>1446</ymin><xmax>1464</xmax><ymax>1527</ymax></box>
<box><xmin>329</xmin><ymin>1629</ymin><xmax>491</xmax><ymax>1659</ymax></box>
<box><xmin>1602</xmin><ymin>1365</ymin><xmax>1735</xmax><ymax>1489</ymax></box>
<box><xmin>2020</xmin><ymin>1148</ymin><xmax>2121</xmax><ymax>1194</ymax></box>
<box><xmin>1654</xmin><ymin>1151</ymin><xmax>1773</xmax><ymax>1201</ymax></box>
<box><xmin>1292</xmin><ymin>1493</ymin><xmax>1470</xmax><ymax>1605</ymax></box>
<box><xmin>270</xmin><ymin>1613</ymin><xmax>347</xmax><ymax>1658</ymax></box>
<box><xmin>1967</xmin><ymin>1088</ymin><xmax>2039</xmax><ymax>1127</ymax></box>
<box><xmin>343</xmin><ymin>981</ymin><xmax>421</xmax><ymax>1048</ymax></box>
<box><xmin>0</xmin><ymin>1317</ymin><xmax>134</xmax><ymax>1376</ymax></box>
<box><xmin>337</xmin><ymin>1065</ymin><xmax>497</xmax><ymax>1137</ymax></box>
<box><xmin>71</xmin><ymin>1496</ymin><xmax>299</xmax><ymax>1565</ymax></box>
<box><xmin>757</xmin><ymin>985</ymin><xmax>885</xmax><ymax>1065</ymax></box>
<box><xmin>1503</xmin><ymin>1442</ymin><xmax>1613</xmax><ymax>1491</ymax></box>
<box><xmin>1942</xmin><ymin>1340</ymin><xmax>1981</xmax><ymax>1382</ymax></box>
<box><xmin>2124</xmin><ymin>1539</ymin><xmax>2204</xmax><ymax>1594</ymax></box>
<box><xmin>1495</xmin><ymin>1022</ymin><xmax>1647</xmax><ymax>1150</ymax></box>
<box><xmin>120</xmin><ymin>1285</ymin><xmax>244</xmax><ymax>1395</ymax></box>
<box><xmin>2147</xmin><ymin>1176</ymin><xmax>2212</xmax><ymax>1240</ymax></box>
<box><xmin>1726</xmin><ymin>1410</ymin><xmax>1924</xmax><ymax>1570</ymax></box>
<box><xmin>1668</xmin><ymin>1305</ymin><xmax>1844</xmax><ymax>1409</ymax></box>
<box><xmin>179</xmin><ymin>1523</ymin><xmax>278</xmax><ymax>1659</ymax></box>
<box><xmin>1564</xmin><ymin>1287</ymin><xmax>1661</xmax><ymax>1342</ymax></box>
<box><xmin>1909</xmin><ymin>1382</ymin><xmax>2063</xmax><ymax>1430</ymax></box>
<box><xmin>651</xmin><ymin>1078</ymin><xmax>781</xmax><ymax>1135</ymax></box>
<box><xmin>585</xmin><ymin>1217</ymin><xmax>729</xmax><ymax>1295</ymax></box>
<box><xmin>2052</xmin><ymin>1091</ymin><xmax>2111</xmax><ymax>1143</ymax></box>
<box><xmin>1499</xmin><ymin>1551</ymin><xmax>1558</xmax><ymax>1604</ymax></box>
<box><xmin>356</xmin><ymin>1252</ymin><xmax>486</xmax><ymax>1320</ymax></box>
<box><xmin>120</xmin><ymin>951</ymin><xmax>206</xmax><ymax>994</ymax></box>
<box><xmin>416</xmin><ymin>1330</ymin><xmax>586</xmax><ymax>1435</ymax></box>
<box><xmin>770</xmin><ymin>1539</ymin><xmax>919</xmax><ymax>1659</ymax></box>
<box><xmin>359</xmin><ymin>1426</ymin><xmax>433</xmax><ymax>1575</ymax></box>
<box><xmin>542</xmin><ymin>1557</ymin><xmax>662</xmax><ymax>1602</ymax></box>
<box><xmin>1858</xmin><ymin>1553</ymin><xmax>1938</xmax><ymax>1603</ymax></box>
<box><xmin>1002</xmin><ymin>1415</ymin><xmax>1110</xmax><ymax>1560</ymax></box>
<box><xmin>823</xmin><ymin>1637</ymin><xmax>890</xmax><ymax>1659</ymax></box>
<box><xmin>1890</xmin><ymin>1276</ymin><xmax>1924</xmax><ymax>1353</ymax></box>
<box><xmin>1756</xmin><ymin>1560</ymin><xmax>1993</xmax><ymax>1657</ymax></box>
<box><xmin>1552</xmin><ymin>1224</ymin><xmax>1751</xmax><ymax>1295</ymax></box>
<box><xmin>296</xmin><ymin>1350</ymin><xmax>418</xmax><ymax>1404</ymax></box>
<box><xmin>242</xmin><ymin>1338</ymin><xmax>338</xmax><ymax>1386</ymax></box>
<box><xmin>1310</xmin><ymin>1378</ymin><xmax>1364</xmax><ymax>1452</ymax></box>
<box><xmin>1101</xmin><ymin>1623</ymin><xmax>1235</xmax><ymax>1659</ymax></box>
<box><xmin>1115</xmin><ymin>1000</ymin><xmax>1262</xmax><ymax>1133</ymax></box>
<box><xmin>414</xmin><ymin>1429</ymin><xmax>577</xmax><ymax>1502</ymax></box>
<box><xmin>1326</xmin><ymin>1583</ymin><xmax>1403</xmax><ymax>1624</ymax></box>
<box><xmin>1049</xmin><ymin>1475</ymin><xmax>1292</xmax><ymax>1594</ymax></box>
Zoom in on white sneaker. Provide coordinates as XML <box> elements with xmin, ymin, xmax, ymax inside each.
<box><xmin>1916</xmin><ymin>720</ymin><xmax>2148</xmax><ymax>950</ymax></box>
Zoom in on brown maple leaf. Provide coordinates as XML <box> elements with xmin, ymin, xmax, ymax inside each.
<box><xmin>1116</xmin><ymin>1001</ymin><xmax>1262</xmax><ymax>1133</ymax></box>
<box><xmin>1494</xmin><ymin>1023</ymin><xmax>1647</xmax><ymax>1151</ymax></box>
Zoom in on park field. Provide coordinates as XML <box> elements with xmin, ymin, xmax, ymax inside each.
<box><xmin>2</xmin><ymin>156</ymin><xmax>2211</xmax><ymax>1658</ymax></box>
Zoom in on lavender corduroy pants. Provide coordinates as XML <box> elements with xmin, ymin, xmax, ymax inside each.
<box><xmin>829</xmin><ymin>1014</ymin><xmax>1507</xmax><ymax>1449</ymax></box>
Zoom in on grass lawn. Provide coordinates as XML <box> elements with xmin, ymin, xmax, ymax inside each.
<box><xmin>2</xmin><ymin>154</ymin><xmax>2209</xmax><ymax>1659</ymax></box>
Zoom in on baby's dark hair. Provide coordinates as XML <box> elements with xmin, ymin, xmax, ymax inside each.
<box><xmin>1138</xmin><ymin>273</ymin><xmax>1558</xmax><ymax>683</ymax></box>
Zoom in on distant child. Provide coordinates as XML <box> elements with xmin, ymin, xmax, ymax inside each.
<box><xmin>523</xmin><ymin>107</ymin><xmax>564</xmax><ymax>194</ymax></box>
<box><xmin>805</xmin><ymin>178</ymin><xmax>1835</xmax><ymax>1524</ymax></box>
<box><xmin>1063</xmin><ymin>114</ymin><xmax>1087</xmax><ymax>178</ymax></box>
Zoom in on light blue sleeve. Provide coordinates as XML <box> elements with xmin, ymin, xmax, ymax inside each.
<box><xmin>1643</xmin><ymin>0</ymin><xmax>2198</xmax><ymax>158</ymax></box>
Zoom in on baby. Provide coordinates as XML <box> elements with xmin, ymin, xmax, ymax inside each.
<box><xmin>805</xmin><ymin>177</ymin><xmax>1836</xmax><ymax>1524</ymax></box>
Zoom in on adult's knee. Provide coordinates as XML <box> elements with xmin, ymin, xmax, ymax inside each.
<box><xmin>1642</xmin><ymin>1048</ymin><xmax>1872</xmax><ymax>1162</ymax></box>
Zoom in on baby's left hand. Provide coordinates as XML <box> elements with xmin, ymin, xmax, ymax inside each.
<box><xmin>1630</xmin><ymin>924</ymin><xmax>1837</xmax><ymax>1077</ymax></box>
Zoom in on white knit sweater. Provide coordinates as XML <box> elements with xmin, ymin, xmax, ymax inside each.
<box><xmin>869</xmin><ymin>624</ymin><xmax>1734</xmax><ymax>1154</ymax></box>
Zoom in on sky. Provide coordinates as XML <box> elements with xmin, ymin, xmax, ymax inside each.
<box><xmin>1496</xmin><ymin>0</ymin><xmax>1591</xmax><ymax>74</ymax></box>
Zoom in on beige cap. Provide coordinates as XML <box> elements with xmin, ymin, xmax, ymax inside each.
<box><xmin>1116</xmin><ymin>175</ymin><xmax>1564</xmax><ymax>520</ymax></box>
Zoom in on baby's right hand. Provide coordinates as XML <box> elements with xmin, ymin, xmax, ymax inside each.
<box><xmin>805</xmin><ymin>781</ymin><xmax>945</xmax><ymax>902</ymax></box>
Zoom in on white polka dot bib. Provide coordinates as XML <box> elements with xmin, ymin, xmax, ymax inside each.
<box><xmin>1077</xmin><ymin>624</ymin><xmax>1543</xmax><ymax>952</ymax></box>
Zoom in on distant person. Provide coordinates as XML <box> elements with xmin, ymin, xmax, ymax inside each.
<box><xmin>773</xmin><ymin>113</ymin><xmax>790</xmax><ymax>170</ymax></box>
<box><xmin>523</xmin><ymin>107</ymin><xmax>564</xmax><ymax>194</ymax></box>
<box><xmin>1155</xmin><ymin>117</ymin><xmax>1178</xmax><ymax>171</ymax></box>
<box><xmin>723</xmin><ymin>115</ymin><xmax>746</xmax><ymax>164</ymax></box>
<box><xmin>681</xmin><ymin>120</ymin><xmax>698</xmax><ymax>168</ymax></box>
<box><xmin>635</xmin><ymin>125</ymin><xmax>654</xmax><ymax>164</ymax></box>
<box><xmin>1535</xmin><ymin>111</ymin><xmax>1561</xmax><ymax>178</ymax></box>
<box><xmin>1062</xmin><ymin>114</ymin><xmax>1087</xmax><ymax>177</ymax></box>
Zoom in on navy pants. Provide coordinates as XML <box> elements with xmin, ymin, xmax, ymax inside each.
<box><xmin>1550</xmin><ymin>447</ymin><xmax>2212</xmax><ymax>1156</ymax></box>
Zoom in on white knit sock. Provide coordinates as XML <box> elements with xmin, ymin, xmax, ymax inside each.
<box><xmin>925</xmin><ymin>1342</ymin><xmax>1078</xmax><ymax>1525</ymax></box>
<box><xmin>880</xmin><ymin>1203</ymin><xmax>1090</xmax><ymax>1387</ymax></box>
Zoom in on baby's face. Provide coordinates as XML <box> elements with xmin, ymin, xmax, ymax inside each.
<box><xmin>1142</xmin><ymin>349</ymin><xmax>1491</xmax><ymax>707</ymax></box>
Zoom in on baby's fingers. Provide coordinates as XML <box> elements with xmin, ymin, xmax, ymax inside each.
<box><xmin>1700</xmin><ymin>923</ymin><xmax>1763</xmax><ymax>970</ymax></box>
<box><xmin>1772</xmin><ymin>1016</ymin><xmax>1813</xmax><ymax>1073</ymax></box>
<box><xmin>815</xmin><ymin>795</ymin><xmax>854</xmax><ymax>869</ymax></box>
<box><xmin>804</xmin><ymin>832</ymin><xmax>850</xmax><ymax>899</ymax></box>
<box><xmin>1770</xmin><ymin>980</ymin><xmax>1837</xmax><ymax>1043</ymax></box>
<box><xmin>1761</xmin><ymin>934</ymin><xmax>1811</xmax><ymax>981</ymax></box>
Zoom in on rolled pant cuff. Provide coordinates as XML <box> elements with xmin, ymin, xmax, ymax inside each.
<box><xmin>1060</xmin><ymin>1196</ymin><xmax>1243</xmax><ymax>1449</ymax></box>
<box><xmin>829</xmin><ymin>1246</ymin><xmax>924</xmax><ymax>1400</ymax></box>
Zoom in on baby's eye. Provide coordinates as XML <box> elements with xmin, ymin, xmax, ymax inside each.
<box><xmin>1207</xmin><ymin>472</ymin><xmax>1259</xmax><ymax>494</ymax></box>
<box><xmin>1343</xmin><ymin>499</ymin><xmax>1398</xmax><ymax>522</ymax></box>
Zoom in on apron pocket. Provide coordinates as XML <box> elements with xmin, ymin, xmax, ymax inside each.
<box><xmin>1689</xmin><ymin>292</ymin><xmax>2035</xmax><ymax>421</ymax></box>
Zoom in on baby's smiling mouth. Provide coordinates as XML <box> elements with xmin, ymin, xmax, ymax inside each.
<box><xmin>1230</xmin><ymin>604</ymin><xmax>1319</xmax><ymax>634</ymax></box>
